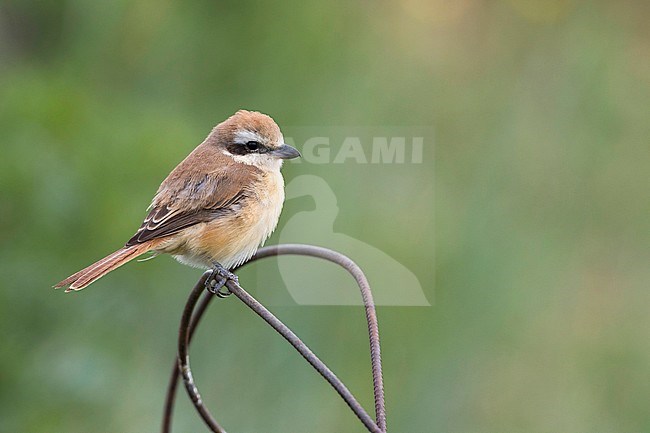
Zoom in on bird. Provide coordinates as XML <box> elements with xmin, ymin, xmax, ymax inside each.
<box><xmin>54</xmin><ymin>110</ymin><xmax>301</xmax><ymax>293</ymax></box>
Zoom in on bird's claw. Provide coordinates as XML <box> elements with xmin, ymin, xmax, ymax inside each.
<box><xmin>205</xmin><ymin>263</ymin><xmax>238</xmax><ymax>298</ymax></box>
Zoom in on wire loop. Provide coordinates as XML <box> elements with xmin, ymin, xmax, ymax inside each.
<box><xmin>161</xmin><ymin>244</ymin><xmax>386</xmax><ymax>433</ymax></box>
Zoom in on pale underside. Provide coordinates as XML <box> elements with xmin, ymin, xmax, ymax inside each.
<box><xmin>152</xmin><ymin>169</ymin><xmax>285</xmax><ymax>269</ymax></box>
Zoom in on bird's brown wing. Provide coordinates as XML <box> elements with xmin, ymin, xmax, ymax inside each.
<box><xmin>125</xmin><ymin>194</ymin><xmax>244</xmax><ymax>246</ymax></box>
<box><xmin>125</xmin><ymin>162</ymin><xmax>260</xmax><ymax>246</ymax></box>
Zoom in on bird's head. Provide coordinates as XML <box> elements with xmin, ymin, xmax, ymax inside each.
<box><xmin>213</xmin><ymin>110</ymin><xmax>301</xmax><ymax>171</ymax></box>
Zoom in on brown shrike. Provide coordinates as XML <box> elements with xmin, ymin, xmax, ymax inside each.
<box><xmin>55</xmin><ymin>110</ymin><xmax>300</xmax><ymax>293</ymax></box>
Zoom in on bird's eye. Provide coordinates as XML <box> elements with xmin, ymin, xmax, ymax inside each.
<box><xmin>245</xmin><ymin>141</ymin><xmax>260</xmax><ymax>151</ymax></box>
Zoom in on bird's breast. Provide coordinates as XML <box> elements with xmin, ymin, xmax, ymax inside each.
<box><xmin>162</xmin><ymin>170</ymin><xmax>285</xmax><ymax>269</ymax></box>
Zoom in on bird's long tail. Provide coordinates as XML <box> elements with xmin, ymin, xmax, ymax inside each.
<box><xmin>54</xmin><ymin>244</ymin><xmax>153</xmax><ymax>292</ymax></box>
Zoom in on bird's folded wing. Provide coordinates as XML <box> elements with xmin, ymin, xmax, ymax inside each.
<box><xmin>125</xmin><ymin>167</ymin><xmax>257</xmax><ymax>246</ymax></box>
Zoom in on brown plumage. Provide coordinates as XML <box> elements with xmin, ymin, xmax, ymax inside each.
<box><xmin>54</xmin><ymin>110</ymin><xmax>300</xmax><ymax>292</ymax></box>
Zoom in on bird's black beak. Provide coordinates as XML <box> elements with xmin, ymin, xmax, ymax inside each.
<box><xmin>271</xmin><ymin>144</ymin><xmax>301</xmax><ymax>159</ymax></box>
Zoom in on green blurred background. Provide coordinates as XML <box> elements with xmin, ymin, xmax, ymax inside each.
<box><xmin>1</xmin><ymin>1</ymin><xmax>649</xmax><ymax>432</ymax></box>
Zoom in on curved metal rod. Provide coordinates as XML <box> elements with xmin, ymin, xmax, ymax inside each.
<box><xmin>162</xmin><ymin>286</ymin><xmax>216</xmax><ymax>432</ymax></box>
<box><xmin>176</xmin><ymin>272</ymin><xmax>226</xmax><ymax>432</ymax></box>
<box><xmin>253</xmin><ymin>244</ymin><xmax>386</xmax><ymax>431</ymax></box>
<box><xmin>162</xmin><ymin>243</ymin><xmax>386</xmax><ymax>433</ymax></box>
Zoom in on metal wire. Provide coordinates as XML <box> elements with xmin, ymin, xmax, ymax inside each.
<box><xmin>162</xmin><ymin>288</ymin><xmax>214</xmax><ymax>432</ymax></box>
<box><xmin>162</xmin><ymin>244</ymin><xmax>386</xmax><ymax>433</ymax></box>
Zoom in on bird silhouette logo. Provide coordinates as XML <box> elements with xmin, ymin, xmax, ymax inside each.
<box><xmin>277</xmin><ymin>175</ymin><xmax>430</xmax><ymax>306</ymax></box>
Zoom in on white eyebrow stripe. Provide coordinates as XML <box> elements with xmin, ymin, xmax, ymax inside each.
<box><xmin>234</xmin><ymin>130</ymin><xmax>264</xmax><ymax>144</ymax></box>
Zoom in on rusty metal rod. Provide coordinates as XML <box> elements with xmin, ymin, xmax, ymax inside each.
<box><xmin>163</xmin><ymin>244</ymin><xmax>386</xmax><ymax>433</ymax></box>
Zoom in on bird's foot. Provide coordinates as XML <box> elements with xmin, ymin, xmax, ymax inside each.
<box><xmin>205</xmin><ymin>262</ymin><xmax>238</xmax><ymax>298</ymax></box>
